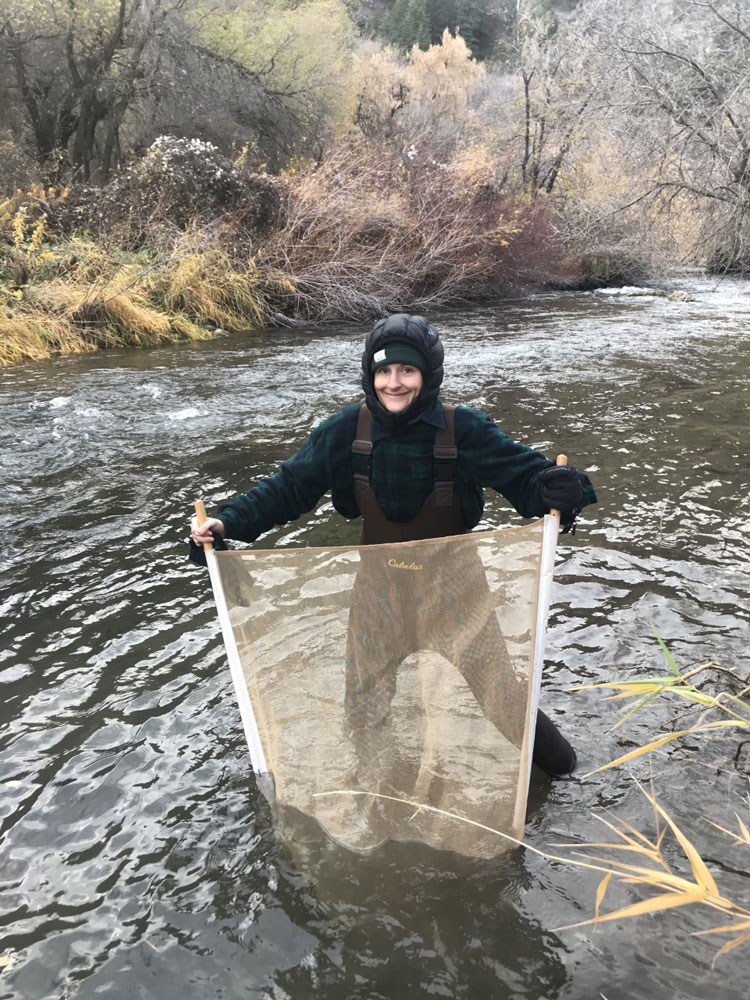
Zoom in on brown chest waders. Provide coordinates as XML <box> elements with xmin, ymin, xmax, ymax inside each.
<box><xmin>345</xmin><ymin>403</ymin><xmax>576</xmax><ymax>778</ymax></box>
<box><xmin>351</xmin><ymin>403</ymin><xmax>467</xmax><ymax>544</ymax></box>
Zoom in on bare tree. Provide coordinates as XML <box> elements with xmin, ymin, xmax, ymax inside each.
<box><xmin>0</xmin><ymin>0</ymin><xmax>355</xmax><ymax>183</ymax></box>
<box><xmin>0</xmin><ymin>1</ymin><xmax>170</xmax><ymax>180</ymax></box>
<box><xmin>566</xmin><ymin>0</ymin><xmax>750</xmax><ymax>268</ymax></box>
<box><xmin>507</xmin><ymin>0</ymin><xmax>597</xmax><ymax>197</ymax></box>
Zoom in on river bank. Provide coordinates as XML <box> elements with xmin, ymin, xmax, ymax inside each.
<box><xmin>0</xmin><ymin>244</ymin><xmax>656</xmax><ymax>368</ymax></box>
<box><xmin>1</xmin><ymin>138</ymin><xmax>655</xmax><ymax>368</ymax></box>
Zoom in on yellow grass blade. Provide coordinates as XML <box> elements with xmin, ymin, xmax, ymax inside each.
<box><xmin>554</xmin><ymin>890</ymin><xmax>706</xmax><ymax>931</ymax></box>
<box><xmin>595</xmin><ymin>872</ymin><xmax>612</xmax><ymax>920</ymax></box>
<box><xmin>709</xmin><ymin>818</ymin><xmax>750</xmax><ymax>846</ymax></box>
<box><xmin>552</xmin><ymin>841</ymin><xmax>661</xmax><ymax>861</ymax></box>
<box><xmin>594</xmin><ymin>812</ymin><xmax>650</xmax><ymax>848</ymax></box>
<box><xmin>595</xmin><ymin>890</ymin><xmax>706</xmax><ymax>923</ymax></box>
<box><xmin>606</xmin><ymin>686</ymin><xmax>666</xmax><ymax>700</ymax></box>
<box><xmin>713</xmin><ymin>931</ymin><xmax>750</xmax><ymax>962</ymax></box>
<box><xmin>569</xmin><ymin>679</ymin><xmax>678</xmax><ymax>692</ymax></box>
<box><xmin>552</xmin><ymin>841</ymin><xmax>640</xmax><ymax>851</ymax></box>
<box><xmin>640</xmin><ymin>786</ymin><xmax>720</xmax><ymax>897</ymax></box>
<box><xmin>694</xmin><ymin>919</ymin><xmax>750</xmax><ymax>937</ymax></box>
<box><xmin>710</xmin><ymin>822</ymin><xmax>735</xmax><ymax>838</ymax></box>
<box><xmin>607</xmin><ymin>811</ymin><xmax>660</xmax><ymax>854</ymax></box>
<box><xmin>587</xmin><ymin>721</ymin><xmax>744</xmax><ymax>776</ymax></box>
<box><xmin>668</xmin><ymin>687</ymin><xmax>718</xmax><ymax>707</ymax></box>
<box><xmin>582</xmin><ymin>730</ymin><xmax>695</xmax><ymax>775</ymax></box>
<box><xmin>737</xmin><ymin>816</ymin><xmax>750</xmax><ymax>845</ymax></box>
<box><xmin>566</xmin><ymin>853</ymin><xmax>697</xmax><ymax>892</ymax></box>
<box><xmin>586</xmin><ymin>812</ymin><xmax>663</xmax><ymax>860</ymax></box>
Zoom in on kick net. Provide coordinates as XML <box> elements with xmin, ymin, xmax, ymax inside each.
<box><xmin>204</xmin><ymin>518</ymin><xmax>559</xmax><ymax>859</ymax></box>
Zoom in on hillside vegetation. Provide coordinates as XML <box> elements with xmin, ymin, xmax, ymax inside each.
<box><xmin>1</xmin><ymin>0</ymin><xmax>748</xmax><ymax>363</ymax></box>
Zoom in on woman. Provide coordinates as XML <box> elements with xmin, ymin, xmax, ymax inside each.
<box><xmin>191</xmin><ymin>314</ymin><xmax>597</xmax><ymax>776</ymax></box>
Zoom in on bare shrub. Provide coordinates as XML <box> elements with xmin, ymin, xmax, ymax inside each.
<box><xmin>65</xmin><ymin>137</ymin><xmax>244</xmax><ymax>244</ymax></box>
<box><xmin>555</xmin><ymin>0</ymin><xmax>750</xmax><ymax>272</ymax></box>
<box><xmin>48</xmin><ymin>139</ymin><xmax>287</xmax><ymax>252</ymax></box>
<box><xmin>263</xmin><ymin>134</ymin><xmax>542</xmax><ymax>320</ymax></box>
<box><xmin>0</xmin><ymin>132</ymin><xmax>39</xmax><ymax>196</ymax></box>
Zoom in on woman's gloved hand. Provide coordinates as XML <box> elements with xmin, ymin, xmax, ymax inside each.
<box><xmin>537</xmin><ymin>464</ymin><xmax>585</xmax><ymax>531</ymax></box>
<box><xmin>191</xmin><ymin>516</ymin><xmax>226</xmax><ymax>546</ymax></box>
<box><xmin>188</xmin><ymin>516</ymin><xmax>228</xmax><ymax>567</ymax></box>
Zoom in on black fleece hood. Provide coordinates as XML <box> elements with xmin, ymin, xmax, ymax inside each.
<box><xmin>361</xmin><ymin>314</ymin><xmax>444</xmax><ymax>433</ymax></box>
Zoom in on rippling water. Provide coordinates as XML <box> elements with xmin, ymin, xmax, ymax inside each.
<box><xmin>2</xmin><ymin>278</ymin><xmax>750</xmax><ymax>999</ymax></box>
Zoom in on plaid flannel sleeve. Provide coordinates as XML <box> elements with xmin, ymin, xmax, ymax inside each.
<box><xmin>217</xmin><ymin>411</ymin><xmax>351</xmax><ymax>542</ymax></box>
<box><xmin>455</xmin><ymin>406</ymin><xmax>597</xmax><ymax>518</ymax></box>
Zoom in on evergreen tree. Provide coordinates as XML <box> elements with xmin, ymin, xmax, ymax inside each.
<box><xmin>381</xmin><ymin>0</ymin><xmax>512</xmax><ymax>59</ymax></box>
<box><xmin>410</xmin><ymin>0</ymin><xmax>433</xmax><ymax>50</ymax></box>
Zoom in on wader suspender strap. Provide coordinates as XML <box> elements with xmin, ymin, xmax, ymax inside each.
<box><xmin>351</xmin><ymin>403</ymin><xmax>458</xmax><ymax>501</ymax></box>
<box><xmin>351</xmin><ymin>404</ymin><xmax>373</xmax><ymax>487</ymax></box>
<box><xmin>433</xmin><ymin>405</ymin><xmax>457</xmax><ymax>508</ymax></box>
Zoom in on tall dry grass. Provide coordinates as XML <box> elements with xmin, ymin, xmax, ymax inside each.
<box><xmin>547</xmin><ymin>633</ymin><xmax>750</xmax><ymax>960</ymax></box>
<box><xmin>156</xmin><ymin>247</ymin><xmax>268</xmax><ymax>332</ymax></box>
<box><xmin>552</xmin><ymin>779</ymin><xmax>750</xmax><ymax>963</ymax></box>
<box><xmin>0</xmin><ymin>235</ymin><xmax>216</xmax><ymax>365</ymax></box>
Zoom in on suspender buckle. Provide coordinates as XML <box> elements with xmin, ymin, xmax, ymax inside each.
<box><xmin>352</xmin><ymin>438</ymin><xmax>372</xmax><ymax>480</ymax></box>
<box><xmin>434</xmin><ymin>442</ymin><xmax>457</xmax><ymax>489</ymax></box>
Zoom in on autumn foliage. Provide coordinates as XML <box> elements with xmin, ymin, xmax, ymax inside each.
<box><xmin>2</xmin><ymin>2</ymin><xmax>749</xmax><ymax>363</ymax></box>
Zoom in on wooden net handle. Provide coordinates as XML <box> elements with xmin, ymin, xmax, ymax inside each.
<box><xmin>194</xmin><ymin>499</ymin><xmax>213</xmax><ymax>551</ymax></box>
<box><xmin>550</xmin><ymin>453</ymin><xmax>568</xmax><ymax>519</ymax></box>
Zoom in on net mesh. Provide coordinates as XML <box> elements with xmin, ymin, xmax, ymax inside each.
<box><xmin>216</xmin><ymin>521</ymin><xmax>546</xmax><ymax>858</ymax></box>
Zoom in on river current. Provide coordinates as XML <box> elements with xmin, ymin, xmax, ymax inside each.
<box><xmin>1</xmin><ymin>278</ymin><xmax>749</xmax><ymax>999</ymax></box>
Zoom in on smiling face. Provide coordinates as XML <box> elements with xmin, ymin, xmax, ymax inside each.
<box><xmin>373</xmin><ymin>363</ymin><xmax>424</xmax><ymax>413</ymax></box>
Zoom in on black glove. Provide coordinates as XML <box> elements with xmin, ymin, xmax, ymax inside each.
<box><xmin>188</xmin><ymin>531</ymin><xmax>228</xmax><ymax>567</ymax></box>
<box><xmin>537</xmin><ymin>464</ymin><xmax>585</xmax><ymax>533</ymax></box>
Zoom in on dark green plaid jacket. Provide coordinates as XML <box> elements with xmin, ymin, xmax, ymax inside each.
<box><xmin>218</xmin><ymin>399</ymin><xmax>596</xmax><ymax>542</ymax></box>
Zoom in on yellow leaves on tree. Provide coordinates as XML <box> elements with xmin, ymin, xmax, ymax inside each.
<box><xmin>407</xmin><ymin>30</ymin><xmax>484</xmax><ymax>119</ymax></box>
<box><xmin>349</xmin><ymin>48</ymin><xmax>406</xmax><ymax>137</ymax></box>
<box><xmin>351</xmin><ymin>30</ymin><xmax>484</xmax><ymax>139</ymax></box>
<box><xmin>4</xmin><ymin>0</ymin><xmax>125</xmax><ymax>48</ymax></box>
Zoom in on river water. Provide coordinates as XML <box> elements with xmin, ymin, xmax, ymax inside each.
<box><xmin>2</xmin><ymin>278</ymin><xmax>749</xmax><ymax>999</ymax></box>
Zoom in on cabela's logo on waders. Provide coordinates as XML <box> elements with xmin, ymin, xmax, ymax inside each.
<box><xmin>387</xmin><ymin>559</ymin><xmax>423</xmax><ymax>571</ymax></box>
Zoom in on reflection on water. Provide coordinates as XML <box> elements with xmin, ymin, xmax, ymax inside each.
<box><xmin>1</xmin><ymin>277</ymin><xmax>750</xmax><ymax>998</ymax></box>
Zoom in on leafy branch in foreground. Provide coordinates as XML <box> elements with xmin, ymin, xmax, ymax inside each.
<box><xmin>316</xmin><ymin>783</ymin><xmax>750</xmax><ymax>962</ymax></box>
<box><xmin>570</xmin><ymin>631</ymin><xmax>750</xmax><ymax>775</ymax></box>
<box><xmin>551</xmin><ymin>779</ymin><xmax>750</xmax><ymax>964</ymax></box>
